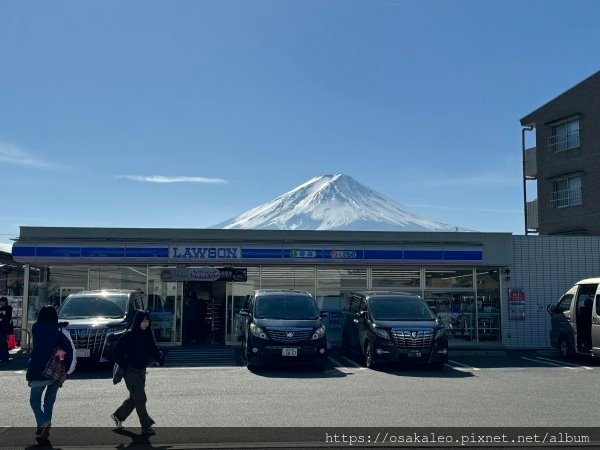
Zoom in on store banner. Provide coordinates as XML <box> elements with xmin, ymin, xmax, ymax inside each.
<box><xmin>160</xmin><ymin>267</ymin><xmax>247</xmax><ymax>282</ymax></box>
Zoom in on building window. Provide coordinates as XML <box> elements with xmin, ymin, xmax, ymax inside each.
<box><xmin>548</xmin><ymin>119</ymin><xmax>580</xmax><ymax>152</ymax></box>
<box><xmin>551</xmin><ymin>176</ymin><xmax>582</xmax><ymax>208</ymax></box>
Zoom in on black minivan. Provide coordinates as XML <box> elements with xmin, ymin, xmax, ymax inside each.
<box><xmin>239</xmin><ymin>289</ymin><xmax>328</xmax><ymax>369</ymax></box>
<box><xmin>341</xmin><ymin>291</ymin><xmax>448</xmax><ymax>369</ymax></box>
<box><xmin>57</xmin><ymin>289</ymin><xmax>145</xmax><ymax>363</ymax></box>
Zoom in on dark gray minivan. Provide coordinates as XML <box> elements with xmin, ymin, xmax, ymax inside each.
<box><xmin>239</xmin><ymin>289</ymin><xmax>328</xmax><ymax>369</ymax></box>
<box><xmin>342</xmin><ymin>291</ymin><xmax>448</xmax><ymax>369</ymax></box>
<box><xmin>57</xmin><ymin>289</ymin><xmax>145</xmax><ymax>362</ymax></box>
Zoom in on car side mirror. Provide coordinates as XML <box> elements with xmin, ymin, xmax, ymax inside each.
<box><xmin>357</xmin><ymin>310</ymin><xmax>368</xmax><ymax>319</ymax></box>
<box><xmin>239</xmin><ymin>309</ymin><xmax>250</xmax><ymax>317</ymax></box>
<box><xmin>319</xmin><ymin>311</ymin><xmax>328</xmax><ymax>318</ymax></box>
<box><xmin>546</xmin><ymin>304</ymin><xmax>555</xmax><ymax>314</ymax></box>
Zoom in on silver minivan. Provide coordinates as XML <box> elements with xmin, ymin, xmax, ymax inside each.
<box><xmin>547</xmin><ymin>277</ymin><xmax>600</xmax><ymax>359</ymax></box>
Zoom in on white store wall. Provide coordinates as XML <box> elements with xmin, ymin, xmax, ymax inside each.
<box><xmin>505</xmin><ymin>235</ymin><xmax>600</xmax><ymax>348</ymax></box>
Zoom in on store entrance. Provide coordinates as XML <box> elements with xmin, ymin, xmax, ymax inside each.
<box><xmin>182</xmin><ymin>281</ymin><xmax>226</xmax><ymax>345</ymax></box>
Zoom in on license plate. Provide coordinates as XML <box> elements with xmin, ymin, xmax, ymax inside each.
<box><xmin>76</xmin><ymin>348</ymin><xmax>91</xmax><ymax>358</ymax></box>
<box><xmin>408</xmin><ymin>350</ymin><xmax>421</xmax><ymax>358</ymax></box>
<box><xmin>282</xmin><ymin>348</ymin><xmax>298</xmax><ymax>357</ymax></box>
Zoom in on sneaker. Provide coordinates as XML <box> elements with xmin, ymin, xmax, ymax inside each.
<box><xmin>111</xmin><ymin>413</ymin><xmax>123</xmax><ymax>429</ymax></box>
<box><xmin>141</xmin><ymin>426</ymin><xmax>156</xmax><ymax>436</ymax></box>
<box><xmin>35</xmin><ymin>427</ymin><xmax>42</xmax><ymax>439</ymax></box>
<box><xmin>40</xmin><ymin>421</ymin><xmax>51</xmax><ymax>440</ymax></box>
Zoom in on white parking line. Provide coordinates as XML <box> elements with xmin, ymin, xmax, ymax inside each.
<box><xmin>447</xmin><ymin>359</ymin><xmax>480</xmax><ymax>371</ymax></box>
<box><xmin>157</xmin><ymin>366</ymin><xmax>242</xmax><ymax>370</ymax></box>
<box><xmin>521</xmin><ymin>356</ymin><xmax>578</xmax><ymax>369</ymax></box>
<box><xmin>328</xmin><ymin>355</ymin><xmax>364</xmax><ymax>369</ymax></box>
<box><xmin>534</xmin><ymin>356</ymin><xmax>593</xmax><ymax>370</ymax></box>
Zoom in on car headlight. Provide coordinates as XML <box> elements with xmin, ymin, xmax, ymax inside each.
<box><xmin>311</xmin><ymin>325</ymin><xmax>326</xmax><ymax>340</ymax></box>
<box><xmin>108</xmin><ymin>326</ymin><xmax>128</xmax><ymax>336</ymax></box>
<box><xmin>373</xmin><ymin>326</ymin><xmax>390</xmax><ymax>340</ymax></box>
<box><xmin>435</xmin><ymin>327</ymin><xmax>447</xmax><ymax>339</ymax></box>
<box><xmin>250</xmin><ymin>323</ymin><xmax>267</xmax><ymax>339</ymax></box>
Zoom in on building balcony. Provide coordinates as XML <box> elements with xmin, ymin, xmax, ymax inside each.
<box><xmin>524</xmin><ymin>147</ymin><xmax>537</xmax><ymax>178</ymax></box>
<box><xmin>526</xmin><ymin>199</ymin><xmax>538</xmax><ymax>231</ymax></box>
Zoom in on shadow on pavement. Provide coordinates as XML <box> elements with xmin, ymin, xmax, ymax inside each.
<box><xmin>247</xmin><ymin>361</ymin><xmax>349</xmax><ymax>379</ymax></box>
<box><xmin>334</xmin><ymin>349</ymin><xmax>474</xmax><ymax>378</ymax></box>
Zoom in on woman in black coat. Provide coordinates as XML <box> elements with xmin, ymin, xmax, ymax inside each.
<box><xmin>111</xmin><ymin>310</ymin><xmax>163</xmax><ymax>435</ymax></box>
<box><xmin>26</xmin><ymin>306</ymin><xmax>74</xmax><ymax>440</ymax></box>
<box><xmin>0</xmin><ymin>296</ymin><xmax>12</xmax><ymax>361</ymax></box>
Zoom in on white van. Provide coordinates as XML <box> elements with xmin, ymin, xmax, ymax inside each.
<box><xmin>547</xmin><ymin>277</ymin><xmax>600</xmax><ymax>359</ymax></box>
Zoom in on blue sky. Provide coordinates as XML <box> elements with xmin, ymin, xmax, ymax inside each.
<box><xmin>1</xmin><ymin>0</ymin><xmax>599</xmax><ymax>250</ymax></box>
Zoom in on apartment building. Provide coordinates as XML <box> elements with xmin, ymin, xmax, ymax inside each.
<box><xmin>520</xmin><ymin>70</ymin><xmax>600</xmax><ymax>235</ymax></box>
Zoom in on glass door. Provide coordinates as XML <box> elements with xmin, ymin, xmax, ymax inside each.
<box><xmin>225</xmin><ymin>282</ymin><xmax>234</xmax><ymax>344</ymax></box>
<box><xmin>226</xmin><ymin>282</ymin><xmax>249</xmax><ymax>345</ymax></box>
<box><xmin>147</xmin><ymin>279</ymin><xmax>183</xmax><ymax>345</ymax></box>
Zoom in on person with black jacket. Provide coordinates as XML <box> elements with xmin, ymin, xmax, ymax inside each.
<box><xmin>111</xmin><ymin>310</ymin><xmax>163</xmax><ymax>435</ymax></box>
<box><xmin>26</xmin><ymin>306</ymin><xmax>74</xmax><ymax>440</ymax></box>
<box><xmin>0</xmin><ymin>296</ymin><xmax>12</xmax><ymax>361</ymax></box>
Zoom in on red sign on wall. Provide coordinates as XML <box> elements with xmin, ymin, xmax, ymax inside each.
<box><xmin>508</xmin><ymin>290</ymin><xmax>525</xmax><ymax>302</ymax></box>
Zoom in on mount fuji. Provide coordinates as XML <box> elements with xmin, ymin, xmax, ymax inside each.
<box><xmin>213</xmin><ymin>174</ymin><xmax>470</xmax><ymax>232</ymax></box>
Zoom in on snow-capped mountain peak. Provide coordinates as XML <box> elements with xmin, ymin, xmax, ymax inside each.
<box><xmin>213</xmin><ymin>174</ymin><xmax>468</xmax><ymax>231</ymax></box>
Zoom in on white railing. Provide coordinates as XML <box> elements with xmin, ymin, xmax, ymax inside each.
<box><xmin>548</xmin><ymin>130</ymin><xmax>580</xmax><ymax>152</ymax></box>
<box><xmin>551</xmin><ymin>188</ymin><xmax>582</xmax><ymax>208</ymax></box>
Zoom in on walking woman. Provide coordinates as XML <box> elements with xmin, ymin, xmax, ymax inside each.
<box><xmin>26</xmin><ymin>306</ymin><xmax>74</xmax><ymax>440</ymax></box>
<box><xmin>111</xmin><ymin>310</ymin><xmax>163</xmax><ymax>435</ymax></box>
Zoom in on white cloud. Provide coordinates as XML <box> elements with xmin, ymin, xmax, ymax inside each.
<box><xmin>116</xmin><ymin>175</ymin><xmax>228</xmax><ymax>184</ymax></box>
<box><xmin>0</xmin><ymin>142</ymin><xmax>58</xmax><ymax>168</ymax></box>
<box><xmin>0</xmin><ymin>243</ymin><xmax>12</xmax><ymax>253</ymax></box>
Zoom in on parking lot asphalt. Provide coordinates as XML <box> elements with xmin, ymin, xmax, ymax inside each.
<box><xmin>3</xmin><ymin>344</ymin><xmax>596</xmax><ymax>372</ymax></box>
<box><xmin>3</xmin><ymin>345</ymin><xmax>600</xmax><ymax>448</ymax></box>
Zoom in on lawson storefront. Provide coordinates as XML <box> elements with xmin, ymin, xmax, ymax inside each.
<box><xmin>12</xmin><ymin>227</ymin><xmax>512</xmax><ymax>348</ymax></box>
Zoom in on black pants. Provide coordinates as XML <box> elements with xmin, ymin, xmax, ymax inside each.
<box><xmin>0</xmin><ymin>330</ymin><xmax>8</xmax><ymax>361</ymax></box>
<box><xmin>113</xmin><ymin>368</ymin><xmax>155</xmax><ymax>428</ymax></box>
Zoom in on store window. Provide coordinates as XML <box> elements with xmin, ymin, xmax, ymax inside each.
<box><xmin>371</xmin><ymin>267</ymin><xmax>420</xmax><ymax>289</ymax></box>
<box><xmin>316</xmin><ymin>267</ymin><xmax>367</xmax><ymax>298</ymax></box>
<box><xmin>230</xmin><ymin>267</ymin><xmax>260</xmax><ymax>343</ymax></box>
<box><xmin>88</xmin><ymin>266</ymin><xmax>148</xmax><ymax>291</ymax></box>
<box><xmin>26</xmin><ymin>266</ymin><xmax>45</xmax><ymax>326</ymax></box>
<box><xmin>259</xmin><ymin>266</ymin><xmax>316</xmax><ymax>295</ymax></box>
<box><xmin>425</xmin><ymin>291</ymin><xmax>476</xmax><ymax>342</ymax></box>
<box><xmin>47</xmin><ymin>265</ymin><xmax>89</xmax><ymax>306</ymax></box>
<box><xmin>425</xmin><ymin>269</ymin><xmax>474</xmax><ymax>289</ymax></box>
<box><xmin>476</xmin><ymin>268</ymin><xmax>501</xmax><ymax>342</ymax></box>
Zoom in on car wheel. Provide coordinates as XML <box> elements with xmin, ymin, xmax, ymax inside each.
<box><xmin>558</xmin><ymin>335</ymin><xmax>573</xmax><ymax>358</ymax></box>
<box><xmin>246</xmin><ymin>353</ymin><xmax>258</xmax><ymax>370</ymax></box>
<box><xmin>243</xmin><ymin>339</ymin><xmax>256</xmax><ymax>369</ymax></box>
<box><xmin>363</xmin><ymin>341</ymin><xmax>376</xmax><ymax>369</ymax></box>
<box><xmin>430</xmin><ymin>361</ymin><xmax>445</xmax><ymax>370</ymax></box>
<box><xmin>315</xmin><ymin>360</ymin><xmax>328</xmax><ymax>371</ymax></box>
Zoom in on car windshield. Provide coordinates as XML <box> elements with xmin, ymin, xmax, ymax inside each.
<box><xmin>254</xmin><ymin>295</ymin><xmax>319</xmax><ymax>319</ymax></box>
<box><xmin>58</xmin><ymin>294</ymin><xmax>128</xmax><ymax>319</ymax></box>
<box><xmin>369</xmin><ymin>297</ymin><xmax>435</xmax><ymax>321</ymax></box>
